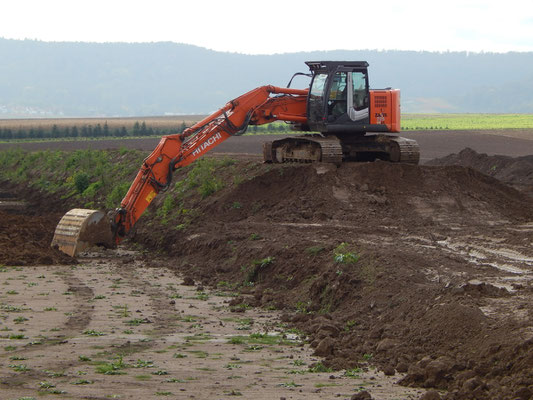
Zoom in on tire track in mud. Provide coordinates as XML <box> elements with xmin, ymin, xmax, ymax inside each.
<box><xmin>61</xmin><ymin>272</ymin><xmax>95</xmax><ymax>332</ymax></box>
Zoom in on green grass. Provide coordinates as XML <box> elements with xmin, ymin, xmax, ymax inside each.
<box><xmin>402</xmin><ymin>113</ymin><xmax>533</xmax><ymax>130</ymax></box>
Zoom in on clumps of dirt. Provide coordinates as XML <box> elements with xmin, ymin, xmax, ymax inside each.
<box><xmin>131</xmin><ymin>159</ymin><xmax>533</xmax><ymax>400</ymax></box>
<box><xmin>0</xmin><ymin>210</ymin><xmax>74</xmax><ymax>265</ymax></box>
<box><xmin>427</xmin><ymin>147</ymin><xmax>533</xmax><ymax>195</ymax></box>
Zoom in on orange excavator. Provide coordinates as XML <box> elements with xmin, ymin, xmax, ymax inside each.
<box><xmin>51</xmin><ymin>61</ymin><xmax>419</xmax><ymax>256</ymax></box>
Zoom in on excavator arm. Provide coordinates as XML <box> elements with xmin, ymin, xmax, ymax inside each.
<box><xmin>52</xmin><ymin>85</ymin><xmax>307</xmax><ymax>255</ymax></box>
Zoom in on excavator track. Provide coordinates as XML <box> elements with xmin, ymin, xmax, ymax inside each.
<box><xmin>263</xmin><ymin>134</ymin><xmax>419</xmax><ymax>165</ymax></box>
<box><xmin>263</xmin><ymin>135</ymin><xmax>343</xmax><ymax>165</ymax></box>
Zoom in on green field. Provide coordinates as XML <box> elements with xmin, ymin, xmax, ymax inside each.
<box><xmin>402</xmin><ymin>114</ymin><xmax>533</xmax><ymax>130</ymax></box>
<box><xmin>0</xmin><ymin>114</ymin><xmax>532</xmax><ymax>144</ymax></box>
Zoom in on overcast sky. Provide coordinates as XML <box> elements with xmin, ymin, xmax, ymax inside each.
<box><xmin>1</xmin><ymin>0</ymin><xmax>532</xmax><ymax>54</ymax></box>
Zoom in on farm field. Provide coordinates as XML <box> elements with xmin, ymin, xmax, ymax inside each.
<box><xmin>1</xmin><ymin>127</ymin><xmax>533</xmax><ymax>399</ymax></box>
<box><xmin>1</xmin><ymin>114</ymin><xmax>533</xmax><ymax>143</ymax></box>
<box><xmin>402</xmin><ymin>113</ymin><xmax>533</xmax><ymax>130</ymax></box>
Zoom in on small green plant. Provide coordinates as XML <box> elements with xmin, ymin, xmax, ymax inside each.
<box><xmin>308</xmin><ymin>362</ymin><xmax>333</xmax><ymax>373</ymax></box>
<box><xmin>166</xmin><ymin>378</ymin><xmax>186</xmax><ymax>383</ymax></box>
<box><xmin>194</xmin><ymin>292</ymin><xmax>209</xmax><ymax>301</ymax></box>
<box><xmin>95</xmin><ymin>355</ymin><xmax>128</xmax><ymax>375</ymax></box>
<box><xmin>344</xmin><ymin>367</ymin><xmax>363</xmax><ymax>378</ymax></box>
<box><xmin>249</xmin><ymin>233</ymin><xmax>260</xmax><ymax>240</ymax></box>
<box><xmin>73</xmin><ymin>172</ymin><xmax>90</xmax><ymax>194</ymax></box>
<box><xmin>83</xmin><ymin>329</ymin><xmax>105</xmax><ymax>336</ymax></box>
<box><xmin>9</xmin><ymin>334</ymin><xmax>26</xmax><ymax>339</ymax></box>
<box><xmin>44</xmin><ymin>307</ymin><xmax>57</xmax><ymax>311</ymax></box>
<box><xmin>71</xmin><ymin>379</ymin><xmax>93</xmax><ymax>385</ymax></box>
<box><xmin>126</xmin><ymin>318</ymin><xmax>146</xmax><ymax>326</ymax></box>
<box><xmin>45</xmin><ymin>370</ymin><xmax>66</xmax><ymax>377</ymax></box>
<box><xmin>345</xmin><ymin>319</ymin><xmax>357</xmax><ymax>331</ymax></box>
<box><xmin>295</xmin><ymin>301</ymin><xmax>311</xmax><ymax>314</ymax></box>
<box><xmin>9</xmin><ymin>364</ymin><xmax>29</xmax><ymax>372</ymax></box>
<box><xmin>151</xmin><ymin>370</ymin><xmax>169</xmax><ymax>375</ymax></box>
<box><xmin>362</xmin><ymin>353</ymin><xmax>373</xmax><ymax>361</ymax></box>
<box><xmin>39</xmin><ymin>381</ymin><xmax>56</xmax><ymax>389</ymax></box>
<box><xmin>232</xmin><ymin>201</ymin><xmax>242</xmax><ymax>209</ymax></box>
<box><xmin>245</xmin><ymin>256</ymin><xmax>274</xmax><ymax>283</ymax></box>
<box><xmin>228</xmin><ymin>337</ymin><xmax>244</xmax><ymax>345</ymax></box>
<box><xmin>173</xmin><ymin>353</ymin><xmax>187</xmax><ymax>358</ymax></box>
<box><xmin>155</xmin><ymin>392</ymin><xmax>173</xmax><ymax>396</ymax></box>
<box><xmin>134</xmin><ymin>359</ymin><xmax>155</xmax><ymax>368</ymax></box>
<box><xmin>333</xmin><ymin>242</ymin><xmax>359</xmax><ymax>264</ymax></box>
<box><xmin>224</xmin><ymin>363</ymin><xmax>242</xmax><ymax>369</ymax></box>
<box><xmin>7</xmin><ymin>290</ymin><xmax>19</xmax><ymax>295</ymax></box>
<box><xmin>14</xmin><ymin>316</ymin><xmax>28</xmax><ymax>324</ymax></box>
<box><xmin>78</xmin><ymin>355</ymin><xmax>92</xmax><ymax>362</ymax></box>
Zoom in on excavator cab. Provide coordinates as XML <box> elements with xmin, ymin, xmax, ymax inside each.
<box><xmin>306</xmin><ymin>61</ymin><xmax>371</xmax><ymax>133</ymax></box>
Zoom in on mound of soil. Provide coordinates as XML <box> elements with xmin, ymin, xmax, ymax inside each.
<box><xmin>427</xmin><ymin>147</ymin><xmax>533</xmax><ymax>195</ymax></box>
<box><xmin>132</xmin><ymin>160</ymin><xmax>533</xmax><ymax>400</ymax></box>
<box><xmin>0</xmin><ymin>210</ymin><xmax>74</xmax><ymax>265</ymax></box>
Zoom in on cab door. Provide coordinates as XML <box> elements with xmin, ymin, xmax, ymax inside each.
<box><xmin>327</xmin><ymin>68</ymin><xmax>370</xmax><ymax>127</ymax></box>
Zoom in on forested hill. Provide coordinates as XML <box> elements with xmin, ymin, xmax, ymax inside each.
<box><xmin>1</xmin><ymin>38</ymin><xmax>532</xmax><ymax>117</ymax></box>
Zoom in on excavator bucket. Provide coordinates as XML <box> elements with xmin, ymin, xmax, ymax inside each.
<box><xmin>51</xmin><ymin>209</ymin><xmax>114</xmax><ymax>257</ymax></box>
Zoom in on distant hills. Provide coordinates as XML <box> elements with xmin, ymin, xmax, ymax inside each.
<box><xmin>1</xmin><ymin>38</ymin><xmax>532</xmax><ymax>117</ymax></box>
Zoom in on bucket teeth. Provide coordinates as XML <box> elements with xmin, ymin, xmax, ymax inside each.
<box><xmin>51</xmin><ymin>209</ymin><xmax>114</xmax><ymax>257</ymax></box>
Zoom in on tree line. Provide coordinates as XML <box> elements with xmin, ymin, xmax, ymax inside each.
<box><xmin>0</xmin><ymin>120</ymin><xmax>294</xmax><ymax>141</ymax></box>
<box><xmin>0</xmin><ymin>121</ymin><xmax>188</xmax><ymax>141</ymax></box>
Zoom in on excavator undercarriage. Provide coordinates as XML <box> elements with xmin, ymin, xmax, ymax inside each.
<box><xmin>263</xmin><ymin>134</ymin><xmax>420</xmax><ymax>165</ymax></box>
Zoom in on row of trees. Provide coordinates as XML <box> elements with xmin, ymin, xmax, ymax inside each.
<box><xmin>0</xmin><ymin>121</ymin><xmax>188</xmax><ymax>141</ymax></box>
<box><xmin>0</xmin><ymin>120</ymin><xmax>291</xmax><ymax>141</ymax></box>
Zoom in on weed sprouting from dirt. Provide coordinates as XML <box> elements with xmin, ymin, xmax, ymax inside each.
<box><xmin>308</xmin><ymin>362</ymin><xmax>333</xmax><ymax>373</ymax></box>
<box><xmin>95</xmin><ymin>355</ymin><xmax>128</xmax><ymax>375</ymax></box>
<box><xmin>333</xmin><ymin>243</ymin><xmax>359</xmax><ymax>264</ymax></box>
<box><xmin>245</xmin><ymin>256</ymin><xmax>274</xmax><ymax>284</ymax></box>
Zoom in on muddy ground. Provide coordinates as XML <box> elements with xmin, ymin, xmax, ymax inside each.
<box><xmin>2</xmin><ymin>131</ymin><xmax>533</xmax><ymax>399</ymax></box>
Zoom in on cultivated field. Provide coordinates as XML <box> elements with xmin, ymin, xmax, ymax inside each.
<box><xmin>402</xmin><ymin>113</ymin><xmax>533</xmax><ymax>130</ymax></box>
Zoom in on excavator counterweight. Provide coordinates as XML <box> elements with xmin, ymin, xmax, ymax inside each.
<box><xmin>52</xmin><ymin>61</ymin><xmax>420</xmax><ymax>256</ymax></box>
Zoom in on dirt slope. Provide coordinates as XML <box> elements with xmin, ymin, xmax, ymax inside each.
<box><xmin>132</xmin><ymin>160</ymin><xmax>533</xmax><ymax>400</ymax></box>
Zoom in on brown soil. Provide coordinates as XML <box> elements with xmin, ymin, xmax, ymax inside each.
<box><xmin>3</xmin><ymin>137</ymin><xmax>533</xmax><ymax>399</ymax></box>
<box><xmin>0</xmin><ymin>209</ymin><xmax>73</xmax><ymax>266</ymax></box>
<box><xmin>131</xmin><ymin>160</ymin><xmax>533</xmax><ymax>400</ymax></box>
<box><xmin>427</xmin><ymin>147</ymin><xmax>533</xmax><ymax>195</ymax></box>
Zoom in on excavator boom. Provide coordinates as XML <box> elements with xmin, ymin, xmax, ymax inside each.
<box><xmin>52</xmin><ymin>85</ymin><xmax>307</xmax><ymax>255</ymax></box>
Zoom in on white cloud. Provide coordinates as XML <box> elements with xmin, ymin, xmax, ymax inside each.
<box><xmin>0</xmin><ymin>0</ymin><xmax>531</xmax><ymax>53</ymax></box>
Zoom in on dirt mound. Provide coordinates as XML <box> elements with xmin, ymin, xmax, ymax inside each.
<box><xmin>427</xmin><ymin>147</ymin><xmax>533</xmax><ymax>194</ymax></box>
<box><xmin>0</xmin><ymin>211</ymin><xmax>74</xmax><ymax>266</ymax></box>
<box><xmin>130</xmin><ymin>160</ymin><xmax>533</xmax><ymax>399</ymax></box>
<box><xmin>212</xmin><ymin>161</ymin><xmax>533</xmax><ymax>227</ymax></box>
